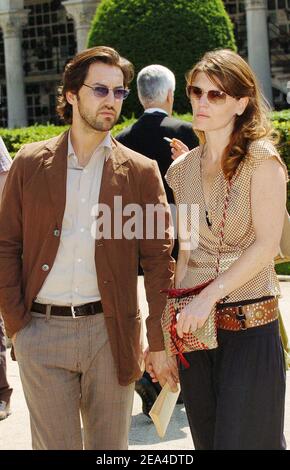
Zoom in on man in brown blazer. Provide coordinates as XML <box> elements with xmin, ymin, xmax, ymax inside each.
<box><xmin>0</xmin><ymin>46</ymin><xmax>177</xmax><ymax>450</ymax></box>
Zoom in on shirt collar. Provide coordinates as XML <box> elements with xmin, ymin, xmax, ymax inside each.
<box><xmin>144</xmin><ymin>107</ymin><xmax>168</xmax><ymax>116</ymax></box>
<box><xmin>67</xmin><ymin>130</ymin><xmax>112</xmax><ymax>163</ymax></box>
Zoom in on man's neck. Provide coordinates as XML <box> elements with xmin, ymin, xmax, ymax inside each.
<box><xmin>69</xmin><ymin>126</ymin><xmax>110</xmax><ymax>165</ymax></box>
<box><xmin>143</xmin><ymin>103</ymin><xmax>171</xmax><ymax>116</ymax></box>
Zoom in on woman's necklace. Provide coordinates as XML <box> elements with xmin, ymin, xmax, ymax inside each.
<box><xmin>200</xmin><ymin>147</ymin><xmax>219</xmax><ymax>228</ymax></box>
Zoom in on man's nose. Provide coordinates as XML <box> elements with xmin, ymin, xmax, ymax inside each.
<box><xmin>104</xmin><ymin>90</ymin><xmax>116</xmax><ymax>106</ymax></box>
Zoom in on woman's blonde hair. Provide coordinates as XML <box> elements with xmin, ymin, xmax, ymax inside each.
<box><xmin>186</xmin><ymin>49</ymin><xmax>278</xmax><ymax>179</ymax></box>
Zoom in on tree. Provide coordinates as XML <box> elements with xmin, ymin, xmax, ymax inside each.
<box><xmin>88</xmin><ymin>0</ymin><xmax>236</xmax><ymax>116</ymax></box>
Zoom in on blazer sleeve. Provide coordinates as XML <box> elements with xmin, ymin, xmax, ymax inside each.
<box><xmin>0</xmin><ymin>148</ymin><xmax>32</xmax><ymax>337</ymax></box>
<box><xmin>139</xmin><ymin>160</ymin><xmax>175</xmax><ymax>351</ymax></box>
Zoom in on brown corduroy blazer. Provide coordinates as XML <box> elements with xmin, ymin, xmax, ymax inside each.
<box><xmin>0</xmin><ymin>131</ymin><xmax>175</xmax><ymax>385</ymax></box>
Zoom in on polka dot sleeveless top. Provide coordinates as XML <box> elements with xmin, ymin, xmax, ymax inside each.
<box><xmin>165</xmin><ymin>139</ymin><xmax>289</xmax><ymax>302</ymax></box>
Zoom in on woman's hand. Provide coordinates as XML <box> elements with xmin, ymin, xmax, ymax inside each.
<box><xmin>174</xmin><ymin>262</ymin><xmax>187</xmax><ymax>288</ymax></box>
<box><xmin>176</xmin><ymin>293</ymin><xmax>215</xmax><ymax>338</ymax></box>
<box><xmin>170</xmin><ymin>139</ymin><xmax>189</xmax><ymax>160</ymax></box>
<box><xmin>174</xmin><ymin>249</ymin><xmax>190</xmax><ymax>288</ymax></box>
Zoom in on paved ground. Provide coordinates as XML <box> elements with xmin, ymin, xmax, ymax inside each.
<box><xmin>1</xmin><ymin>278</ymin><xmax>290</xmax><ymax>450</ymax></box>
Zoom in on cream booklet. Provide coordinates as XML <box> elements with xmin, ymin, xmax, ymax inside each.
<box><xmin>149</xmin><ymin>382</ymin><xmax>181</xmax><ymax>438</ymax></box>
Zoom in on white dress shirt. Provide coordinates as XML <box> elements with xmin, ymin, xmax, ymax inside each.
<box><xmin>143</xmin><ymin>107</ymin><xmax>168</xmax><ymax>115</ymax></box>
<box><xmin>36</xmin><ymin>132</ymin><xmax>112</xmax><ymax>306</ymax></box>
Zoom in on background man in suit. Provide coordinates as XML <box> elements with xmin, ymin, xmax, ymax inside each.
<box><xmin>0</xmin><ymin>46</ymin><xmax>177</xmax><ymax>449</ymax></box>
<box><xmin>0</xmin><ymin>140</ymin><xmax>12</xmax><ymax>420</ymax></box>
<box><xmin>116</xmin><ymin>64</ymin><xmax>197</xmax><ymax>210</ymax></box>
<box><xmin>117</xmin><ymin>64</ymin><xmax>197</xmax><ymax>416</ymax></box>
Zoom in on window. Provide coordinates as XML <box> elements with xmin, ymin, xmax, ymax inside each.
<box><xmin>21</xmin><ymin>0</ymin><xmax>77</xmax><ymax>124</ymax></box>
<box><xmin>23</xmin><ymin>0</ymin><xmax>76</xmax><ymax>76</ymax></box>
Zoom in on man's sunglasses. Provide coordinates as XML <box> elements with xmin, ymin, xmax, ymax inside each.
<box><xmin>83</xmin><ymin>83</ymin><xmax>130</xmax><ymax>100</ymax></box>
<box><xmin>186</xmin><ymin>85</ymin><xmax>227</xmax><ymax>104</ymax></box>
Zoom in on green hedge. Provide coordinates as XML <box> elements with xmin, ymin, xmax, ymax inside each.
<box><xmin>87</xmin><ymin>0</ymin><xmax>236</xmax><ymax>116</ymax></box>
<box><xmin>275</xmin><ymin>263</ymin><xmax>290</xmax><ymax>275</ymax></box>
<box><xmin>0</xmin><ymin>125</ymin><xmax>69</xmax><ymax>155</ymax></box>
<box><xmin>271</xmin><ymin>110</ymin><xmax>290</xmax><ymax>213</ymax></box>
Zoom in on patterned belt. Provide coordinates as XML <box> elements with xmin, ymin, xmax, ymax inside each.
<box><xmin>216</xmin><ymin>297</ymin><xmax>278</xmax><ymax>331</ymax></box>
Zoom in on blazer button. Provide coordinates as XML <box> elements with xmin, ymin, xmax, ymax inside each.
<box><xmin>41</xmin><ymin>264</ymin><xmax>50</xmax><ymax>272</ymax></box>
<box><xmin>53</xmin><ymin>229</ymin><xmax>60</xmax><ymax>237</ymax></box>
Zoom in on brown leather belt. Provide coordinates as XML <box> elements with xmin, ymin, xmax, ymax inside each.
<box><xmin>32</xmin><ymin>300</ymin><xmax>103</xmax><ymax>318</ymax></box>
<box><xmin>216</xmin><ymin>297</ymin><xmax>278</xmax><ymax>331</ymax></box>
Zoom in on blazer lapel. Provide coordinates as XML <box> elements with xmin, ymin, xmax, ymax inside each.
<box><xmin>42</xmin><ymin>131</ymin><xmax>69</xmax><ymax>230</ymax></box>
<box><xmin>42</xmin><ymin>134</ymin><xmax>130</xmax><ymax>230</ymax></box>
<box><xmin>99</xmin><ymin>140</ymin><xmax>130</xmax><ymax>207</ymax></box>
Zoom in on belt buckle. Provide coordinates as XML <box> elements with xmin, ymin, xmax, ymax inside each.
<box><xmin>71</xmin><ymin>305</ymin><xmax>76</xmax><ymax>318</ymax></box>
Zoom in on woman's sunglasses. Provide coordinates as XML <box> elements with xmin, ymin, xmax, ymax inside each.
<box><xmin>83</xmin><ymin>83</ymin><xmax>130</xmax><ymax>100</ymax></box>
<box><xmin>186</xmin><ymin>85</ymin><xmax>227</xmax><ymax>105</ymax></box>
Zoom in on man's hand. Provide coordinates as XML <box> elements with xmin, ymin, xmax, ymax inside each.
<box><xmin>145</xmin><ymin>350</ymin><xmax>179</xmax><ymax>392</ymax></box>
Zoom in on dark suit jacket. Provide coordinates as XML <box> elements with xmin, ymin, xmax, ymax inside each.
<box><xmin>0</xmin><ymin>131</ymin><xmax>174</xmax><ymax>385</ymax></box>
<box><xmin>116</xmin><ymin>111</ymin><xmax>197</xmax><ymax>205</ymax></box>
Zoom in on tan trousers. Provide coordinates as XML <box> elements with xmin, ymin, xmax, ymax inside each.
<box><xmin>14</xmin><ymin>311</ymin><xmax>135</xmax><ymax>450</ymax></box>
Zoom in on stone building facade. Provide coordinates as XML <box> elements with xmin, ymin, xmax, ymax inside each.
<box><xmin>0</xmin><ymin>0</ymin><xmax>289</xmax><ymax>128</ymax></box>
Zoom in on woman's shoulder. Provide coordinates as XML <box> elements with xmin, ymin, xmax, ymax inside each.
<box><xmin>165</xmin><ymin>146</ymin><xmax>201</xmax><ymax>189</ymax></box>
<box><xmin>167</xmin><ymin>146</ymin><xmax>201</xmax><ymax>174</ymax></box>
<box><xmin>247</xmin><ymin>138</ymin><xmax>279</xmax><ymax>159</ymax></box>
<box><xmin>245</xmin><ymin>138</ymin><xmax>288</xmax><ymax>180</ymax></box>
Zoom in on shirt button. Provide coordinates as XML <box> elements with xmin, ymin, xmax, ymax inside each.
<box><xmin>41</xmin><ymin>264</ymin><xmax>49</xmax><ymax>272</ymax></box>
<box><xmin>81</xmin><ymin>198</ymin><xmax>86</xmax><ymax>203</ymax></box>
<box><xmin>53</xmin><ymin>229</ymin><xmax>60</xmax><ymax>237</ymax></box>
<box><xmin>77</xmin><ymin>258</ymin><xmax>82</xmax><ymax>263</ymax></box>
<box><xmin>80</xmin><ymin>228</ymin><xmax>85</xmax><ymax>233</ymax></box>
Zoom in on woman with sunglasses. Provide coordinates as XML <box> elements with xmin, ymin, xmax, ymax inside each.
<box><xmin>164</xmin><ymin>49</ymin><xmax>288</xmax><ymax>450</ymax></box>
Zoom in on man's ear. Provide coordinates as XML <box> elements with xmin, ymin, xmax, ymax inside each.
<box><xmin>66</xmin><ymin>91</ymin><xmax>76</xmax><ymax>106</ymax></box>
<box><xmin>237</xmin><ymin>96</ymin><xmax>249</xmax><ymax>116</ymax></box>
<box><xmin>167</xmin><ymin>89</ymin><xmax>174</xmax><ymax>104</ymax></box>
